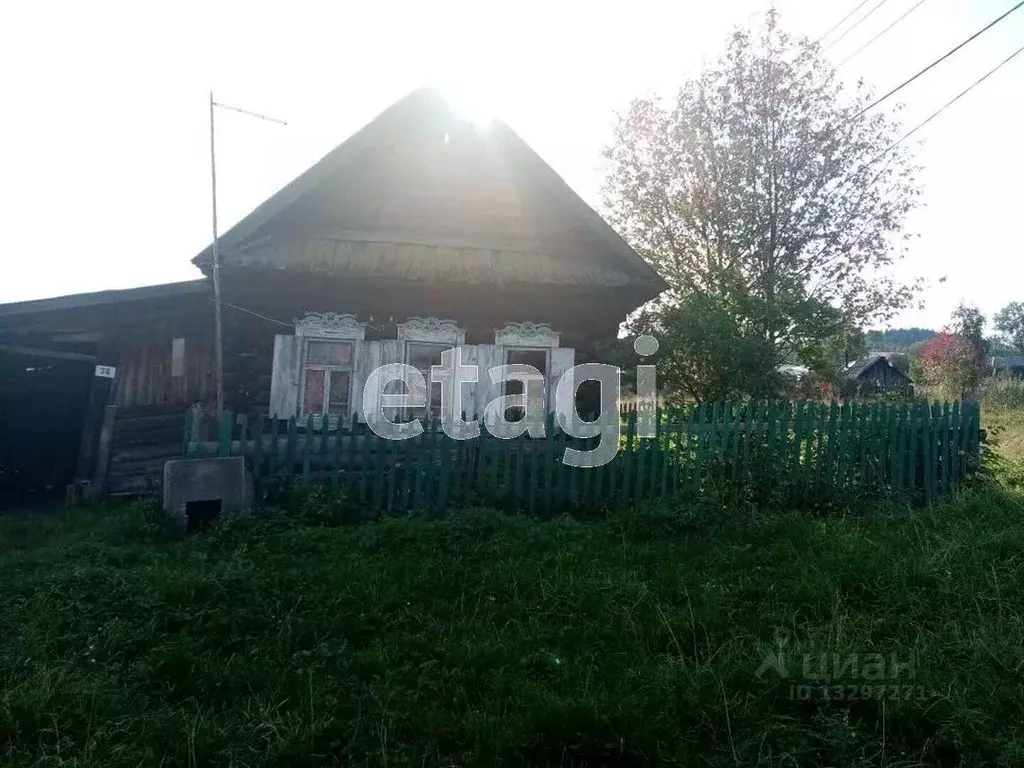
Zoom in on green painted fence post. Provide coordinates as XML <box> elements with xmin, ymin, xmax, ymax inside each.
<box><xmin>811</xmin><ymin>403</ymin><xmax>828</xmax><ymax>501</ymax></box>
<box><xmin>834</xmin><ymin>402</ymin><xmax>849</xmax><ymax>492</ymax></box>
<box><xmin>790</xmin><ymin>402</ymin><xmax>805</xmax><ymax>503</ymax></box>
<box><xmin>345</xmin><ymin>415</ymin><xmax>359</xmax><ymax>501</ymax></box>
<box><xmin>330</xmin><ymin>415</ymin><xmax>343</xmax><ymax>488</ymax></box>
<box><xmin>286</xmin><ymin>417</ymin><xmax>298</xmax><ymax>480</ymax></box>
<box><xmin>543</xmin><ymin>413</ymin><xmax>556</xmax><ymax>514</ymax></box>
<box><xmin>622</xmin><ymin>410</ymin><xmax>637</xmax><ymax>505</ymax></box>
<box><xmin>692</xmin><ymin>402</ymin><xmax>707</xmax><ymax>493</ymax></box>
<box><xmin>426</xmin><ymin>419</ymin><xmax>440</xmax><ymax>511</ymax></box>
<box><xmin>301</xmin><ymin>414</ymin><xmax>314</xmax><ymax>484</ymax></box>
<box><xmin>269</xmin><ymin>417</ymin><xmax>280</xmax><ymax>475</ymax></box>
<box><xmin>922</xmin><ymin>404</ymin><xmax>934</xmax><ymax>503</ymax></box>
<box><xmin>218</xmin><ymin>411</ymin><xmax>233</xmax><ymax>457</ymax></box>
<box><xmin>438</xmin><ymin>428</ymin><xmax>452</xmax><ymax>513</ymax></box>
<box><xmin>823</xmin><ymin>401</ymin><xmax>839</xmax><ymax>496</ymax></box>
<box><xmin>884</xmin><ymin>404</ymin><xmax>897</xmax><ymax>496</ymax></box>
<box><xmin>659</xmin><ymin>407</ymin><xmax>671</xmax><ymax>497</ymax></box>
<box><xmin>319</xmin><ymin>415</ymin><xmax>331</xmax><ymax>485</ymax></box>
<box><xmin>950</xmin><ymin>400</ymin><xmax>962</xmax><ymax>491</ymax></box>
<box><xmin>251</xmin><ymin>414</ymin><xmax>265</xmax><ymax>480</ymax></box>
<box><xmin>940</xmin><ymin>402</ymin><xmax>951</xmax><ymax>498</ymax></box>
<box><xmin>237</xmin><ymin>415</ymin><xmax>248</xmax><ymax>459</ymax></box>
<box><xmin>893</xmin><ymin>404</ymin><xmax>908</xmax><ymax>495</ymax></box>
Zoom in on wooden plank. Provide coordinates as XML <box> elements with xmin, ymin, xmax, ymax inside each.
<box><xmin>0</xmin><ymin>343</ymin><xmax>97</xmax><ymax>362</ymax></box>
<box><xmin>949</xmin><ymin>401</ymin><xmax>962</xmax><ymax>492</ymax></box>
<box><xmin>268</xmin><ymin>417</ymin><xmax>280</xmax><ymax>475</ymax></box>
<box><xmin>659</xmin><ymin>407</ymin><xmax>671</xmax><ymax>497</ymax></box>
<box><xmin>885</xmin><ymin>404</ymin><xmax>898</xmax><ymax>493</ymax></box>
<box><xmin>248</xmin><ymin>417</ymin><xmax>262</xmax><ymax>479</ymax></box>
<box><xmin>92</xmin><ymin>406</ymin><xmax>118</xmax><ymax>491</ymax></box>
<box><xmin>346</xmin><ymin>414</ymin><xmax>359</xmax><ymax>498</ymax></box>
<box><xmin>691</xmin><ymin>402</ymin><xmax>706</xmax><ymax>492</ymax></box>
<box><xmin>269</xmin><ymin>334</ymin><xmax>301</xmax><ymax>419</ymax></box>
<box><xmin>922</xmin><ymin>404</ymin><xmax>934</xmax><ymax>503</ymax></box>
<box><xmin>319</xmin><ymin>415</ymin><xmax>331</xmax><ymax>485</ymax></box>
<box><xmin>809</xmin><ymin>403</ymin><xmax>826</xmax><ymax>499</ymax></box>
<box><xmin>286</xmin><ymin>417</ymin><xmax>298</xmax><ymax>479</ymax></box>
<box><xmin>301</xmin><ymin>414</ymin><xmax>313</xmax><ymax>484</ymax></box>
<box><xmin>940</xmin><ymin>403</ymin><xmax>951</xmax><ymax>497</ymax></box>
<box><xmin>789</xmin><ymin>402</ymin><xmax>803</xmax><ymax>502</ymax></box>
<box><xmin>543</xmin><ymin>414</ymin><xmax>556</xmax><ymax>513</ymax></box>
<box><xmin>892</xmin><ymin>404</ymin><xmax>907</xmax><ymax>494</ymax></box>
<box><xmin>218</xmin><ymin>411</ymin><xmax>232</xmax><ymax>458</ymax></box>
<box><xmin>386</xmin><ymin>431</ymin><xmax>399</xmax><ymax>513</ymax></box>
<box><xmin>439</xmin><ymin>431</ymin><xmax>453</xmax><ymax>512</ymax></box>
<box><xmin>622</xmin><ymin>410</ymin><xmax>637</xmax><ymax>504</ymax></box>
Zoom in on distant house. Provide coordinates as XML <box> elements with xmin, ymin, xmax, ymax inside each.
<box><xmin>990</xmin><ymin>356</ymin><xmax>1024</xmax><ymax>377</ymax></box>
<box><xmin>843</xmin><ymin>354</ymin><xmax>913</xmax><ymax>393</ymax></box>
<box><xmin>777</xmin><ymin>364</ymin><xmax>810</xmax><ymax>379</ymax></box>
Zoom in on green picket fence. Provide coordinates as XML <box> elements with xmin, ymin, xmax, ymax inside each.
<box><xmin>183</xmin><ymin>399</ymin><xmax>981</xmax><ymax>513</ymax></box>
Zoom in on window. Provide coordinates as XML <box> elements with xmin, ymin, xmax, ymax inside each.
<box><xmin>503</xmin><ymin>348</ymin><xmax>548</xmax><ymax>422</ymax></box>
<box><xmin>404</xmin><ymin>342</ymin><xmax>448</xmax><ymax>421</ymax></box>
<box><xmin>301</xmin><ymin>340</ymin><xmax>354</xmax><ymax>421</ymax></box>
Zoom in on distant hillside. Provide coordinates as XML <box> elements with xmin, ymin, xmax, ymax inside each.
<box><xmin>865</xmin><ymin>327</ymin><xmax>936</xmax><ymax>351</ymax></box>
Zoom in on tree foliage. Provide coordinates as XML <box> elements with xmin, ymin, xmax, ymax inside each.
<box><xmin>949</xmin><ymin>303</ymin><xmax>988</xmax><ymax>360</ymax></box>
<box><xmin>864</xmin><ymin>327</ymin><xmax>936</xmax><ymax>352</ymax></box>
<box><xmin>994</xmin><ymin>302</ymin><xmax>1024</xmax><ymax>354</ymax></box>
<box><xmin>603</xmin><ymin>11</ymin><xmax>922</xmax><ymax>398</ymax></box>
<box><xmin>915</xmin><ymin>333</ymin><xmax>980</xmax><ymax>400</ymax></box>
<box><xmin>629</xmin><ymin>294</ymin><xmax>780</xmax><ymax>402</ymax></box>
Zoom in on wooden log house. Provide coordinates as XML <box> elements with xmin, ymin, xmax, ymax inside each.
<box><xmin>0</xmin><ymin>89</ymin><xmax>665</xmax><ymax>498</ymax></box>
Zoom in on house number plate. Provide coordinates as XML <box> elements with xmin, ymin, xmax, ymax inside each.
<box><xmin>94</xmin><ymin>365</ymin><xmax>117</xmax><ymax>379</ymax></box>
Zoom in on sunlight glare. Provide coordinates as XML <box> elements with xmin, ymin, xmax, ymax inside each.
<box><xmin>438</xmin><ymin>82</ymin><xmax>497</xmax><ymax>128</ymax></box>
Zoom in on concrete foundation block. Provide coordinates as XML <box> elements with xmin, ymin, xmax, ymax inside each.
<box><xmin>163</xmin><ymin>456</ymin><xmax>253</xmax><ymax>530</ymax></box>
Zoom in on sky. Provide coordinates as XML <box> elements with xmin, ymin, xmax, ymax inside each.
<box><xmin>1</xmin><ymin>0</ymin><xmax>1021</xmax><ymax>331</ymax></box>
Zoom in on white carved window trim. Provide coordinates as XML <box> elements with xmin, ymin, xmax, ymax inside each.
<box><xmin>396</xmin><ymin>316</ymin><xmax>466</xmax><ymax>346</ymax></box>
<box><xmin>294</xmin><ymin>312</ymin><xmax>366</xmax><ymax>340</ymax></box>
<box><xmin>291</xmin><ymin>314</ymin><xmax>365</xmax><ymax>427</ymax></box>
<box><xmin>494</xmin><ymin>322</ymin><xmax>560</xmax><ymax>348</ymax></box>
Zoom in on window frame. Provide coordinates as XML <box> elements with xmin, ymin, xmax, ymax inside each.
<box><xmin>298</xmin><ymin>338</ymin><xmax>356</xmax><ymax>426</ymax></box>
<box><xmin>403</xmin><ymin>340</ymin><xmax>451</xmax><ymax>423</ymax></box>
<box><xmin>502</xmin><ymin>346</ymin><xmax>551</xmax><ymax>423</ymax></box>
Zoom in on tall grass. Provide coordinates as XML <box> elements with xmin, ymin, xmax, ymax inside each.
<box><xmin>2</xmin><ymin>485</ymin><xmax>1024</xmax><ymax>766</ymax></box>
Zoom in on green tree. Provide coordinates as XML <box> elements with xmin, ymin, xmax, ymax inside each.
<box><xmin>630</xmin><ymin>293</ymin><xmax>779</xmax><ymax>403</ymax></box>
<box><xmin>950</xmin><ymin>302</ymin><xmax>988</xmax><ymax>359</ymax></box>
<box><xmin>604</xmin><ymin>11</ymin><xmax>922</xmax><ymax>397</ymax></box>
<box><xmin>994</xmin><ymin>301</ymin><xmax>1024</xmax><ymax>354</ymax></box>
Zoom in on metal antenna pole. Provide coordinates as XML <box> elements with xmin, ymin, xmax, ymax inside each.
<box><xmin>209</xmin><ymin>91</ymin><xmax>224</xmax><ymax>418</ymax></box>
<box><xmin>207</xmin><ymin>93</ymin><xmax>286</xmax><ymax>419</ymax></box>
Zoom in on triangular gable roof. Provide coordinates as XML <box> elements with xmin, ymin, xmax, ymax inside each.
<box><xmin>844</xmin><ymin>354</ymin><xmax>891</xmax><ymax>380</ymax></box>
<box><xmin>193</xmin><ymin>88</ymin><xmax>664</xmax><ymax>289</ymax></box>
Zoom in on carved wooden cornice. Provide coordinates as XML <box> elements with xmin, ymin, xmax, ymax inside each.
<box><xmin>294</xmin><ymin>312</ymin><xmax>366</xmax><ymax>340</ymax></box>
<box><xmin>494</xmin><ymin>322</ymin><xmax>560</xmax><ymax>348</ymax></box>
<box><xmin>397</xmin><ymin>316</ymin><xmax>466</xmax><ymax>345</ymax></box>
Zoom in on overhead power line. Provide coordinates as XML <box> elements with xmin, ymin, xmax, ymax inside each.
<box><xmin>817</xmin><ymin>0</ymin><xmax>874</xmax><ymax>44</ymax></box>
<box><xmin>856</xmin><ymin>0</ymin><xmax>1024</xmax><ymax>117</ymax></box>
<box><xmin>836</xmin><ymin>0</ymin><xmax>931</xmax><ymax>66</ymax></box>
<box><xmin>822</xmin><ymin>0</ymin><xmax>895</xmax><ymax>53</ymax></box>
<box><xmin>880</xmin><ymin>43</ymin><xmax>1024</xmax><ymax>158</ymax></box>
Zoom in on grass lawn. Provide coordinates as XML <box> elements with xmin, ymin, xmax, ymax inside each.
<box><xmin>2</xmin><ymin>481</ymin><xmax>1023</xmax><ymax>767</ymax></box>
